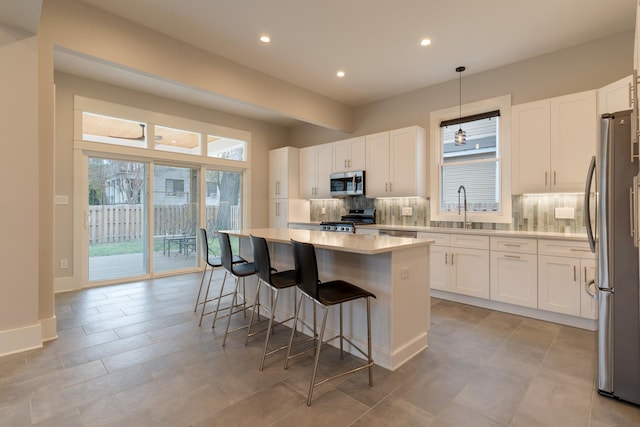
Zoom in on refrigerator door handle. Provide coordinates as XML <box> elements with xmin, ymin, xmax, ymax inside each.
<box><xmin>585</xmin><ymin>279</ymin><xmax>598</xmax><ymax>300</ymax></box>
<box><xmin>630</xmin><ymin>175</ymin><xmax>640</xmax><ymax>248</ymax></box>
<box><xmin>585</xmin><ymin>156</ymin><xmax>597</xmax><ymax>253</ymax></box>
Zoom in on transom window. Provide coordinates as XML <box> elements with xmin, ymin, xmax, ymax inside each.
<box><xmin>80</xmin><ymin>107</ymin><xmax>249</xmax><ymax>161</ymax></box>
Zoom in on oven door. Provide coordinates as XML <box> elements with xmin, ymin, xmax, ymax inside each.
<box><xmin>330</xmin><ymin>171</ymin><xmax>365</xmax><ymax>197</ymax></box>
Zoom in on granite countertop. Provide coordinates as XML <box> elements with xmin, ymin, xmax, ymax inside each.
<box><xmin>223</xmin><ymin>228</ymin><xmax>434</xmax><ymax>255</ymax></box>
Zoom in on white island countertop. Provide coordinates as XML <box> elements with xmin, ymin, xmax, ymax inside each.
<box><xmin>223</xmin><ymin>228</ymin><xmax>434</xmax><ymax>255</ymax></box>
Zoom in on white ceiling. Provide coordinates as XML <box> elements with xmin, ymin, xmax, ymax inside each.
<box><xmin>68</xmin><ymin>0</ymin><xmax>636</xmax><ymax>125</ymax></box>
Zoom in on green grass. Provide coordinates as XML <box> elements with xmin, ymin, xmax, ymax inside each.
<box><xmin>88</xmin><ymin>237</ymin><xmax>232</xmax><ymax>257</ymax></box>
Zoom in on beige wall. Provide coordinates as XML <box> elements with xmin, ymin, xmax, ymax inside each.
<box><xmin>0</xmin><ymin>29</ymin><xmax>42</xmax><ymax>352</ymax></box>
<box><xmin>53</xmin><ymin>72</ymin><xmax>289</xmax><ymax>280</ymax></box>
<box><xmin>290</xmin><ymin>30</ymin><xmax>634</xmax><ymax>147</ymax></box>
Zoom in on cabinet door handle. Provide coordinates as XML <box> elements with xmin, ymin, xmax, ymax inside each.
<box><xmin>389</xmin><ymin>182</ymin><xmax>393</xmax><ymax>192</ymax></box>
<box><xmin>445</xmin><ymin>253</ymin><xmax>448</xmax><ymax>265</ymax></box>
<box><xmin>545</xmin><ymin>171</ymin><xmax>548</xmax><ymax>186</ymax></box>
<box><xmin>584</xmin><ymin>266</ymin><xmax>587</xmax><ymax>283</ymax></box>
<box><xmin>504</xmin><ymin>255</ymin><xmax>521</xmax><ymax>259</ymax></box>
<box><xmin>573</xmin><ymin>265</ymin><xmax>577</xmax><ymax>282</ymax></box>
<box><xmin>554</xmin><ymin>171</ymin><xmax>557</xmax><ymax>186</ymax></box>
<box><xmin>344</xmin><ymin>159</ymin><xmax>347</xmax><ymax>168</ymax></box>
<box><xmin>385</xmin><ymin>182</ymin><xmax>388</xmax><ymax>192</ymax></box>
<box><xmin>451</xmin><ymin>253</ymin><xmax>454</xmax><ymax>266</ymax></box>
<box><xmin>504</xmin><ymin>243</ymin><xmax>521</xmax><ymax>247</ymax></box>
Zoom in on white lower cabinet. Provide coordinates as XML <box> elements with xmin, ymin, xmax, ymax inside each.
<box><xmin>421</xmin><ymin>232</ymin><xmax>489</xmax><ymax>298</ymax></box>
<box><xmin>537</xmin><ymin>239</ymin><xmax>596</xmax><ymax>318</ymax></box>
<box><xmin>489</xmin><ymin>236</ymin><xmax>538</xmax><ymax>308</ymax></box>
<box><xmin>451</xmin><ymin>247</ymin><xmax>490</xmax><ymax>298</ymax></box>
<box><xmin>538</xmin><ymin>255</ymin><xmax>581</xmax><ymax>316</ymax></box>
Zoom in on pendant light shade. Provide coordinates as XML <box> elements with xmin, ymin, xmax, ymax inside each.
<box><xmin>455</xmin><ymin>66</ymin><xmax>466</xmax><ymax>146</ymax></box>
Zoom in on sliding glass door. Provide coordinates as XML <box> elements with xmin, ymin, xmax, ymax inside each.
<box><xmin>153</xmin><ymin>164</ymin><xmax>200</xmax><ymax>273</ymax></box>
<box><xmin>88</xmin><ymin>157</ymin><xmax>148</xmax><ymax>281</ymax></box>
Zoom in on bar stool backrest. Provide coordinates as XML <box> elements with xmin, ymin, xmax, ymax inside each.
<box><xmin>218</xmin><ymin>232</ymin><xmax>234</xmax><ymax>271</ymax></box>
<box><xmin>198</xmin><ymin>228</ymin><xmax>210</xmax><ymax>264</ymax></box>
<box><xmin>250</xmin><ymin>234</ymin><xmax>272</xmax><ymax>284</ymax></box>
<box><xmin>291</xmin><ymin>239</ymin><xmax>320</xmax><ymax>300</ymax></box>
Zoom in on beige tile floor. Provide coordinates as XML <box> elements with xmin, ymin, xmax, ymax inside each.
<box><xmin>1</xmin><ymin>272</ymin><xmax>640</xmax><ymax>426</ymax></box>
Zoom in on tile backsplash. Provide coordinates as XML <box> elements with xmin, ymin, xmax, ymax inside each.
<box><xmin>310</xmin><ymin>193</ymin><xmax>591</xmax><ymax>234</ymax></box>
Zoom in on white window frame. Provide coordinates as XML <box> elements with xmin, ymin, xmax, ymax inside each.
<box><xmin>429</xmin><ymin>94</ymin><xmax>512</xmax><ymax>224</ymax></box>
<box><xmin>72</xmin><ymin>96</ymin><xmax>252</xmax><ymax>287</ymax></box>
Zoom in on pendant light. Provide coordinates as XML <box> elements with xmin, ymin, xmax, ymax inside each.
<box><xmin>455</xmin><ymin>66</ymin><xmax>466</xmax><ymax>146</ymax></box>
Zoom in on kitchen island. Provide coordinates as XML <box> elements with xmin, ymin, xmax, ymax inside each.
<box><xmin>224</xmin><ymin>228</ymin><xmax>434</xmax><ymax>371</ymax></box>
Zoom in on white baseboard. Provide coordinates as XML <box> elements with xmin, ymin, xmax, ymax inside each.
<box><xmin>0</xmin><ymin>316</ymin><xmax>58</xmax><ymax>356</ymax></box>
<box><xmin>0</xmin><ymin>323</ymin><xmax>42</xmax><ymax>357</ymax></box>
<box><xmin>431</xmin><ymin>290</ymin><xmax>598</xmax><ymax>331</ymax></box>
<box><xmin>54</xmin><ymin>276</ymin><xmax>79</xmax><ymax>293</ymax></box>
<box><xmin>41</xmin><ymin>315</ymin><xmax>57</xmax><ymax>342</ymax></box>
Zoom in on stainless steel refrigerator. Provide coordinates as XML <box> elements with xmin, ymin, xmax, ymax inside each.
<box><xmin>585</xmin><ymin>110</ymin><xmax>640</xmax><ymax>406</ymax></box>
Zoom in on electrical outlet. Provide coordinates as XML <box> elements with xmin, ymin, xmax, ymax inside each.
<box><xmin>321</xmin><ymin>207</ymin><xmax>326</xmax><ymax>214</ymax></box>
<box><xmin>400</xmin><ymin>267</ymin><xmax>410</xmax><ymax>279</ymax></box>
<box><xmin>60</xmin><ymin>259</ymin><xmax>69</xmax><ymax>269</ymax></box>
<box><xmin>555</xmin><ymin>207</ymin><xmax>575</xmax><ymax>219</ymax></box>
<box><xmin>401</xmin><ymin>207</ymin><xmax>413</xmax><ymax>216</ymax></box>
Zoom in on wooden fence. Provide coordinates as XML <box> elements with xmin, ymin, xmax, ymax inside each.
<box><xmin>88</xmin><ymin>204</ymin><xmax>240</xmax><ymax>244</ymax></box>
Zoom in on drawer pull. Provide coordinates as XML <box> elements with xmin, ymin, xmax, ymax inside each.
<box><xmin>570</xmin><ymin>248</ymin><xmax>591</xmax><ymax>252</ymax></box>
<box><xmin>503</xmin><ymin>243</ymin><xmax>521</xmax><ymax>247</ymax></box>
<box><xmin>504</xmin><ymin>255</ymin><xmax>521</xmax><ymax>259</ymax></box>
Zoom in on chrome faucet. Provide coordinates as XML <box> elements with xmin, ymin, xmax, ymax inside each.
<box><xmin>458</xmin><ymin>185</ymin><xmax>471</xmax><ymax>229</ymax></box>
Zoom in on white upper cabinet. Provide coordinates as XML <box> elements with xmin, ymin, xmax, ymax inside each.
<box><xmin>365</xmin><ymin>126</ymin><xmax>427</xmax><ymax>198</ymax></box>
<box><xmin>269</xmin><ymin>146</ymin><xmax>299</xmax><ymax>199</ymax></box>
<box><xmin>333</xmin><ymin>136</ymin><xmax>365</xmax><ymax>172</ymax></box>
<box><xmin>512</xmin><ymin>90</ymin><xmax>596</xmax><ymax>194</ymax></box>
<box><xmin>598</xmin><ymin>75</ymin><xmax>633</xmax><ymax>115</ymax></box>
<box><xmin>299</xmin><ymin>143</ymin><xmax>333</xmax><ymax>199</ymax></box>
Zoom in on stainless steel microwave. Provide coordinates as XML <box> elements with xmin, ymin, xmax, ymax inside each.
<box><xmin>330</xmin><ymin>171</ymin><xmax>365</xmax><ymax>197</ymax></box>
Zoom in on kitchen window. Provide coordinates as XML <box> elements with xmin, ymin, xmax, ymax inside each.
<box><xmin>429</xmin><ymin>95</ymin><xmax>512</xmax><ymax>224</ymax></box>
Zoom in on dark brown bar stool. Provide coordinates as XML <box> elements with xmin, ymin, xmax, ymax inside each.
<box><xmin>194</xmin><ymin>228</ymin><xmax>246</xmax><ymax>327</ymax></box>
<box><xmin>218</xmin><ymin>231</ymin><xmax>257</xmax><ymax>347</ymax></box>
<box><xmin>284</xmin><ymin>239</ymin><xmax>376</xmax><ymax>406</ymax></box>
<box><xmin>246</xmin><ymin>234</ymin><xmax>298</xmax><ymax>370</ymax></box>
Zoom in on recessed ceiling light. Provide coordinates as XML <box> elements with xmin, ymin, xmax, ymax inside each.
<box><xmin>260</xmin><ymin>35</ymin><xmax>271</xmax><ymax>43</ymax></box>
<box><xmin>337</xmin><ymin>70</ymin><xmax>345</xmax><ymax>78</ymax></box>
<box><xmin>420</xmin><ymin>38</ymin><xmax>432</xmax><ymax>46</ymax></box>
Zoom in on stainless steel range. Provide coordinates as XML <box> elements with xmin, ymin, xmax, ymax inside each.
<box><xmin>320</xmin><ymin>209</ymin><xmax>375</xmax><ymax>233</ymax></box>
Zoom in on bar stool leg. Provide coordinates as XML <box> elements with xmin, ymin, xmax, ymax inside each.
<box><xmin>367</xmin><ymin>297</ymin><xmax>373</xmax><ymax>387</ymax></box>
<box><xmin>259</xmin><ymin>288</ymin><xmax>279</xmax><ymax>371</ymax></box>
<box><xmin>194</xmin><ymin>264</ymin><xmax>209</xmax><ymax>312</ymax></box>
<box><xmin>307</xmin><ymin>303</ymin><xmax>329</xmax><ymax>406</ymax></box>
<box><xmin>284</xmin><ymin>292</ymin><xmax>304</xmax><ymax>370</ymax></box>
<box><xmin>198</xmin><ymin>268</ymin><xmax>214</xmax><ymax>326</ymax></box>
<box><xmin>222</xmin><ymin>277</ymin><xmax>241</xmax><ymax>347</ymax></box>
<box><xmin>211</xmin><ymin>271</ymin><xmax>229</xmax><ymax>329</ymax></box>
<box><xmin>245</xmin><ymin>278</ymin><xmax>264</xmax><ymax>345</ymax></box>
<box><xmin>339</xmin><ymin>304</ymin><xmax>344</xmax><ymax>359</ymax></box>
